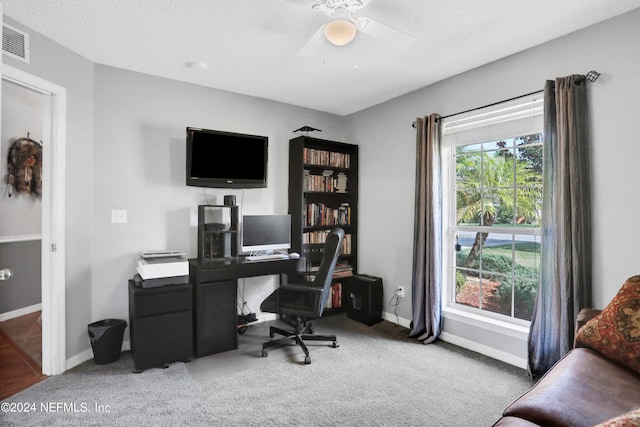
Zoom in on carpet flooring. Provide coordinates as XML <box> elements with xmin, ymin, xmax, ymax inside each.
<box><xmin>0</xmin><ymin>315</ymin><xmax>533</xmax><ymax>426</ymax></box>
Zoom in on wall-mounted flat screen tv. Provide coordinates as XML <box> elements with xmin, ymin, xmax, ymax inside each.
<box><xmin>186</xmin><ymin>127</ymin><xmax>268</xmax><ymax>188</ymax></box>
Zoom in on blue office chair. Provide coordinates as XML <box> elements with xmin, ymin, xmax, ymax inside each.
<box><xmin>260</xmin><ymin>227</ymin><xmax>345</xmax><ymax>364</ymax></box>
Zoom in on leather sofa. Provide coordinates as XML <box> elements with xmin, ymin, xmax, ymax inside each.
<box><xmin>493</xmin><ymin>308</ymin><xmax>640</xmax><ymax>427</ymax></box>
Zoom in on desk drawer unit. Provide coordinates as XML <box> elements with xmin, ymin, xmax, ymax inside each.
<box><xmin>128</xmin><ymin>281</ymin><xmax>193</xmax><ymax>372</ymax></box>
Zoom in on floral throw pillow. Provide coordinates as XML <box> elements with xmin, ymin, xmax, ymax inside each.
<box><xmin>595</xmin><ymin>407</ymin><xmax>640</xmax><ymax>427</ymax></box>
<box><xmin>575</xmin><ymin>275</ymin><xmax>640</xmax><ymax>374</ymax></box>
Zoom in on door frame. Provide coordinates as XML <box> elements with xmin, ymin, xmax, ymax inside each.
<box><xmin>2</xmin><ymin>64</ymin><xmax>67</xmax><ymax>375</ymax></box>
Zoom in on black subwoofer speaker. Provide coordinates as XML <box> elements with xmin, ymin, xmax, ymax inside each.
<box><xmin>346</xmin><ymin>274</ymin><xmax>383</xmax><ymax>325</ymax></box>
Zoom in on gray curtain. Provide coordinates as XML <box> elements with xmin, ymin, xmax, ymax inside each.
<box><xmin>409</xmin><ymin>114</ymin><xmax>442</xmax><ymax>343</ymax></box>
<box><xmin>527</xmin><ymin>76</ymin><xmax>592</xmax><ymax>378</ymax></box>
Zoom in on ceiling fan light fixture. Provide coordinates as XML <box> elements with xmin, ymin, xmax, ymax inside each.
<box><xmin>324</xmin><ymin>19</ymin><xmax>357</xmax><ymax>46</ymax></box>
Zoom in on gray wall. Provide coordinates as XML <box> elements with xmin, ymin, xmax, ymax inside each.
<box><xmin>3</xmin><ymin>16</ymin><xmax>95</xmax><ymax>358</ymax></box>
<box><xmin>346</xmin><ymin>9</ymin><xmax>640</xmax><ymax>364</ymax></box>
<box><xmin>3</xmin><ymin>8</ymin><xmax>640</xmax><ymax>367</ymax></box>
<box><xmin>91</xmin><ymin>65</ymin><xmax>347</xmax><ymax>325</ymax></box>
<box><xmin>0</xmin><ymin>240</ymin><xmax>41</xmax><ymax>313</ymax></box>
<box><xmin>4</xmin><ymin>13</ymin><xmax>345</xmax><ymax>361</ymax></box>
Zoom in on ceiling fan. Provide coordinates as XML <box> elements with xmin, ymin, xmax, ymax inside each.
<box><xmin>285</xmin><ymin>0</ymin><xmax>413</xmax><ymax>56</ymax></box>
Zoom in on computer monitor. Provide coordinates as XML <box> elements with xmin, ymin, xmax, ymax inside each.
<box><xmin>241</xmin><ymin>214</ymin><xmax>291</xmax><ymax>253</ymax></box>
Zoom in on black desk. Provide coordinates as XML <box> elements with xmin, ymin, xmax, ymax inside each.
<box><xmin>189</xmin><ymin>257</ymin><xmax>301</xmax><ymax>357</ymax></box>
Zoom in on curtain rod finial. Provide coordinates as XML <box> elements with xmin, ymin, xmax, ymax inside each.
<box><xmin>586</xmin><ymin>70</ymin><xmax>600</xmax><ymax>82</ymax></box>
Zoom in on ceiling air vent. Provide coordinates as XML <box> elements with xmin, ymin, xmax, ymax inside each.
<box><xmin>2</xmin><ymin>23</ymin><xmax>30</xmax><ymax>63</ymax></box>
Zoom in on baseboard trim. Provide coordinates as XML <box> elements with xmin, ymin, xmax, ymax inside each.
<box><xmin>65</xmin><ymin>340</ymin><xmax>132</xmax><ymax>371</ymax></box>
<box><xmin>66</xmin><ymin>348</ymin><xmax>93</xmax><ymax>370</ymax></box>
<box><xmin>380</xmin><ymin>311</ymin><xmax>527</xmax><ymax>369</ymax></box>
<box><xmin>63</xmin><ymin>318</ymin><xmax>526</xmax><ymax>372</ymax></box>
<box><xmin>382</xmin><ymin>311</ymin><xmax>412</xmax><ymax>329</ymax></box>
<box><xmin>439</xmin><ymin>331</ymin><xmax>527</xmax><ymax>369</ymax></box>
<box><xmin>0</xmin><ymin>303</ymin><xmax>42</xmax><ymax>322</ymax></box>
<box><xmin>0</xmin><ymin>234</ymin><xmax>42</xmax><ymax>244</ymax></box>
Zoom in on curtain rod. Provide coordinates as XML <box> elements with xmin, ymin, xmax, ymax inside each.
<box><xmin>411</xmin><ymin>70</ymin><xmax>600</xmax><ymax>128</ymax></box>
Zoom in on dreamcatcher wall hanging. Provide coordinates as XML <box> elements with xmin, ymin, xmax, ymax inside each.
<box><xmin>6</xmin><ymin>133</ymin><xmax>43</xmax><ymax>198</ymax></box>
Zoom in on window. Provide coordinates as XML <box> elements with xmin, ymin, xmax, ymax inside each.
<box><xmin>442</xmin><ymin>95</ymin><xmax>543</xmax><ymax>324</ymax></box>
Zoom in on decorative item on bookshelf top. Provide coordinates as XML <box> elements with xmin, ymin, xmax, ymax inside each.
<box><xmin>293</xmin><ymin>125</ymin><xmax>322</xmax><ymax>135</ymax></box>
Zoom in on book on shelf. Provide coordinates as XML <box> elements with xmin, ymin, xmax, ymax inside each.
<box><xmin>325</xmin><ymin>282</ymin><xmax>343</xmax><ymax>309</ymax></box>
<box><xmin>333</xmin><ymin>262</ymin><xmax>353</xmax><ymax>278</ymax></box>
<box><xmin>303</xmin><ymin>262</ymin><xmax>353</xmax><ymax>278</ymax></box>
<box><xmin>302</xmin><ymin>232</ymin><xmax>352</xmax><ymax>255</ymax></box>
<box><xmin>303</xmin><ymin>170</ymin><xmax>348</xmax><ymax>193</ymax></box>
<box><xmin>303</xmin><ymin>147</ymin><xmax>351</xmax><ymax>169</ymax></box>
<box><xmin>304</xmin><ymin>202</ymin><xmax>351</xmax><ymax>227</ymax></box>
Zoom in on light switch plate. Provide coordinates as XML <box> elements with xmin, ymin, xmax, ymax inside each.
<box><xmin>111</xmin><ymin>209</ymin><xmax>127</xmax><ymax>224</ymax></box>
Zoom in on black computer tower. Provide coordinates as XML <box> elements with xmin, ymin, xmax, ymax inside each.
<box><xmin>346</xmin><ymin>274</ymin><xmax>383</xmax><ymax>325</ymax></box>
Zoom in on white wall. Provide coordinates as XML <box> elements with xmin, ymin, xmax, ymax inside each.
<box><xmin>346</xmin><ymin>9</ymin><xmax>640</xmax><ymax>365</ymax></box>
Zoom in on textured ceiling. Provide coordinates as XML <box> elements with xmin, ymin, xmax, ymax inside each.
<box><xmin>4</xmin><ymin>0</ymin><xmax>640</xmax><ymax>115</ymax></box>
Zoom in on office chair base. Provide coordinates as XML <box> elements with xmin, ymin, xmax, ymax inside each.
<box><xmin>261</xmin><ymin>321</ymin><xmax>338</xmax><ymax>364</ymax></box>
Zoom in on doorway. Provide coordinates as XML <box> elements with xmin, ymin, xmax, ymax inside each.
<box><xmin>0</xmin><ymin>65</ymin><xmax>67</xmax><ymax>377</ymax></box>
<box><xmin>0</xmin><ymin>77</ymin><xmax>47</xmax><ymax>395</ymax></box>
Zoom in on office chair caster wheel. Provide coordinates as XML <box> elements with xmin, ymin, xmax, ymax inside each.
<box><xmin>304</xmin><ymin>356</ymin><xmax>311</xmax><ymax>364</ymax></box>
<box><xmin>262</xmin><ymin>350</ymin><xmax>268</xmax><ymax>357</ymax></box>
<box><xmin>332</xmin><ymin>341</ymin><xmax>339</xmax><ymax>348</ymax></box>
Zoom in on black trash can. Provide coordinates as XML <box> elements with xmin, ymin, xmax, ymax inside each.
<box><xmin>88</xmin><ymin>319</ymin><xmax>127</xmax><ymax>364</ymax></box>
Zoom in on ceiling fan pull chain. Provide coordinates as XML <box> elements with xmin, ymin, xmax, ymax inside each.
<box><xmin>322</xmin><ymin>37</ymin><xmax>328</xmax><ymax>64</ymax></box>
<box><xmin>354</xmin><ymin>31</ymin><xmax>359</xmax><ymax>71</ymax></box>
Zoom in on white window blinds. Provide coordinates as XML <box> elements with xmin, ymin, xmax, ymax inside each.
<box><xmin>442</xmin><ymin>94</ymin><xmax>543</xmax><ymax>147</ymax></box>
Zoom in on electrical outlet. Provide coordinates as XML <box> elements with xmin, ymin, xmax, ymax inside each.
<box><xmin>395</xmin><ymin>286</ymin><xmax>405</xmax><ymax>298</ymax></box>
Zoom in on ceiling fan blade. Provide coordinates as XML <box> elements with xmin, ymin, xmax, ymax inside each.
<box><xmin>357</xmin><ymin>17</ymin><xmax>413</xmax><ymax>49</ymax></box>
<box><xmin>357</xmin><ymin>0</ymin><xmax>375</xmax><ymax>7</ymax></box>
<box><xmin>297</xmin><ymin>25</ymin><xmax>326</xmax><ymax>56</ymax></box>
<box><xmin>282</xmin><ymin>0</ymin><xmax>324</xmax><ymax>9</ymax></box>
<box><xmin>283</xmin><ymin>0</ymin><xmax>374</xmax><ymax>14</ymax></box>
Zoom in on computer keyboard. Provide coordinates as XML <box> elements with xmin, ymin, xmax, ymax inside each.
<box><xmin>245</xmin><ymin>254</ymin><xmax>290</xmax><ymax>261</ymax></box>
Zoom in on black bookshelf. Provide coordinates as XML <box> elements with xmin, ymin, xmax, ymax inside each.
<box><xmin>289</xmin><ymin>136</ymin><xmax>358</xmax><ymax>313</ymax></box>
